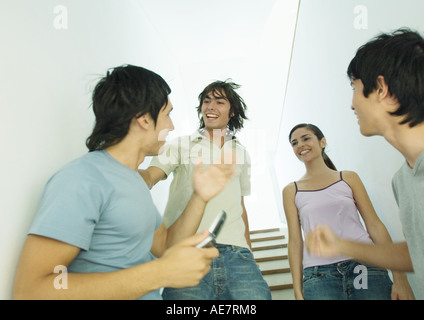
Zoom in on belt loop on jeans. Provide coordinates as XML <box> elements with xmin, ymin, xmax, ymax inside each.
<box><xmin>313</xmin><ymin>266</ymin><xmax>319</xmax><ymax>277</ymax></box>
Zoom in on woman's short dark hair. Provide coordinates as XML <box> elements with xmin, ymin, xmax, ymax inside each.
<box><xmin>347</xmin><ymin>28</ymin><xmax>424</xmax><ymax>127</ymax></box>
<box><xmin>289</xmin><ymin>123</ymin><xmax>337</xmax><ymax>171</ymax></box>
<box><xmin>196</xmin><ymin>80</ymin><xmax>248</xmax><ymax>132</ymax></box>
<box><xmin>86</xmin><ymin>65</ymin><xmax>171</xmax><ymax>151</ymax></box>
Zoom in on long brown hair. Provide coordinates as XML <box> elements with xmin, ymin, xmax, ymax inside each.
<box><xmin>288</xmin><ymin>123</ymin><xmax>337</xmax><ymax>170</ymax></box>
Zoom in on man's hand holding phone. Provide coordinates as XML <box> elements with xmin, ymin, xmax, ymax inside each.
<box><xmin>196</xmin><ymin>210</ymin><xmax>227</xmax><ymax>248</ymax></box>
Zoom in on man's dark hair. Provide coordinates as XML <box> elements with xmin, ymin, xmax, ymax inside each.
<box><xmin>196</xmin><ymin>80</ymin><xmax>248</xmax><ymax>132</ymax></box>
<box><xmin>86</xmin><ymin>65</ymin><xmax>171</xmax><ymax>151</ymax></box>
<box><xmin>347</xmin><ymin>28</ymin><xmax>424</xmax><ymax>127</ymax></box>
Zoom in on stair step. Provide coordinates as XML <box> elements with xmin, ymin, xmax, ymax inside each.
<box><xmin>258</xmin><ymin>258</ymin><xmax>290</xmax><ymax>272</ymax></box>
<box><xmin>252</xmin><ymin>243</ymin><xmax>288</xmax><ymax>251</ymax></box>
<box><xmin>261</xmin><ymin>268</ymin><xmax>291</xmax><ymax>276</ymax></box>
<box><xmin>269</xmin><ymin>284</ymin><xmax>293</xmax><ymax>291</ymax></box>
<box><xmin>250</xmin><ymin>228</ymin><xmax>280</xmax><ymax>235</ymax></box>
<box><xmin>271</xmin><ymin>287</ymin><xmax>295</xmax><ymax>300</ymax></box>
<box><xmin>249</xmin><ymin>227</ymin><xmax>294</xmax><ymax>299</ymax></box>
<box><xmin>252</xmin><ymin>238</ymin><xmax>287</xmax><ymax>249</ymax></box>
<box><xmin>251</xmin><ymin>235</ymin><xmax>285</xmax><ymax>242</ymax></box>
<box><xmin>255</xmin><ymin>255</ymin><xmax>288</xmax><ymax>263</ymax></box>
<box><xmin>263</xmin><ymin>270</ymin><xmax>292</xmax><ymax>285</ymax></box>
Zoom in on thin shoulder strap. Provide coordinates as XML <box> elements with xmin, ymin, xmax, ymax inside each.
<box><xmin>294</xmin><ymin>181</ymin><xmax>298</xmax><ymax>192</ymax></box>
<box><xmin>340</xmin><ymin>171</ymin><xmax>343</xmax><ymax>180</ymax></box>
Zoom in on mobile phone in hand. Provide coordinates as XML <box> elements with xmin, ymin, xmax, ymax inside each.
<box><xmin>196</xmin><ymin>210</ymin><xmax>227</xmax><ymax>248</ymax></box>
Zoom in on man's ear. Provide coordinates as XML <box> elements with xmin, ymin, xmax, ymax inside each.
<box><xmin>135</xmin><ymin>113</ymin><xmax>152</xmax><ymax>130</ymax></box>
<box><xmin>376</xmin><ymin>75</ymin><xmax>399</xmax><ymax>105</ymax></box>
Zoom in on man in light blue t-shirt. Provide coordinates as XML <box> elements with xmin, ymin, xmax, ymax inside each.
<box><xmin>13</xmin><ymin>65</ymin><xmax>234</xmax><ymax>300</ymax></box>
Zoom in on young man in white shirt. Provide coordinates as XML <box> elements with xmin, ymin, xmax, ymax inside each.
<box><xmin>140</xmin><ymin>80</ymin><xmax>271</xmax><ymax>300</ymax></box>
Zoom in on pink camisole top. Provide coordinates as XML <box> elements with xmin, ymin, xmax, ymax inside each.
<box><xmin>295</xmin><ymin>172</ymin><xmax>373</xmax><ymax>269</ymax></box>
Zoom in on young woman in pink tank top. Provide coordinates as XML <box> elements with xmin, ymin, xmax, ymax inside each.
<box><xmin>282</xmin><ymin>123</ymin><xmax>412</xmax><ymax>300</ymax></box>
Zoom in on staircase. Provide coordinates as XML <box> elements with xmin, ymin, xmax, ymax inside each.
<box><xmin>250</xmin><ymin>228</ymin><xmax>294</xmax><ymax>300</ymax></box>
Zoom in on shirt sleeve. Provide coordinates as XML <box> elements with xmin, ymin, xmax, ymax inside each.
<box><xmin>240</xmin><ymin>149</ymin><xmax>251</xmax><ymax>196</ymax></box>
<box><xmin>28</xmin><ymin>166</ymin><xmax>105</xmax><ymax>251</ymax></box>
<box><xmin>149</xmin><ymin>137</ymin><xmax>181</xmax><ymax>176</ymax></box>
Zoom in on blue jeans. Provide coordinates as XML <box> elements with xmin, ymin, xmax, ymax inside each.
<box><xmin>303</xmin><ymin>260</ymin><xmax>393</xmax><ymax>300</ymax></box>
<box><xmin>162</xmin><ymin>244</ymin><xmax>272</xmax><ymax>300</ymax></box>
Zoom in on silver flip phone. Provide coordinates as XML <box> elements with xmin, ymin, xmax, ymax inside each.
<box><xmin>196</xmin><ymin>210</ymin><xmax>227</xmax><ymax>248</ymax></box>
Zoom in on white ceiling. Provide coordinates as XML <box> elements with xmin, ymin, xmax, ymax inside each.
<box><xmin>139</xmin><ymin>0</ymin><xmax>279</xmax><ymax>63</ymax></box>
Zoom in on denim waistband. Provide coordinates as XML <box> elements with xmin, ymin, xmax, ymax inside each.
<box><xmin>303</xmin><ymin>260</ymin><xmax>389</xmax><ymax>277</ymax></box>
<box><xmin>215</xmin><ymin>243</ymin><xmax>250</xmax><ymax>252</ymax></box>
<box><xmin>305</xmin><ymin>260</ymin><xmax>353</xmax><ymax>275</ymax></box>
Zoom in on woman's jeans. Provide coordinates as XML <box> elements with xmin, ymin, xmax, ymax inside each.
<box><xmin>162</xmin><ymin>244</ymin><xmax>272</xmax><ymax>300</ymax></box>
<box><xmin>303</xmin><ymin>260</ymin><xmax>393</xmax><ymax>300</ymax></box>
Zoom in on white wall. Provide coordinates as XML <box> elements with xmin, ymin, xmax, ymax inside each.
<box><xmin>275</xmin><ymin>0</ymin><xmax>424</xmax><ymax>294</ymax></box>
<box><xmin>0</xmin><ymin>0</ymin><xmax>171</xmax><ymax>300</ymax></box>
<box><xmin>0</xmin><ymin>0</ymin><xmax>298</xmax><ymax>299</ymax></box>
<box><xmin>139</xmin><ymin>0</ymin><xmax>300</xmax><ymax>231</ymax></box>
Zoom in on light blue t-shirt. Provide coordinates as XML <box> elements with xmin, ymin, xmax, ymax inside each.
<box><xmin>29</xmin><ymin>150</ymin><xmax>162</xmax><ymax>300</ymax></box>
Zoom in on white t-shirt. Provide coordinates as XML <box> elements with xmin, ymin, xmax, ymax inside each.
<box><xmin>150</xmin><ymin>130</ymin><xmax>251</xmax><ymax>249</ymax></box>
